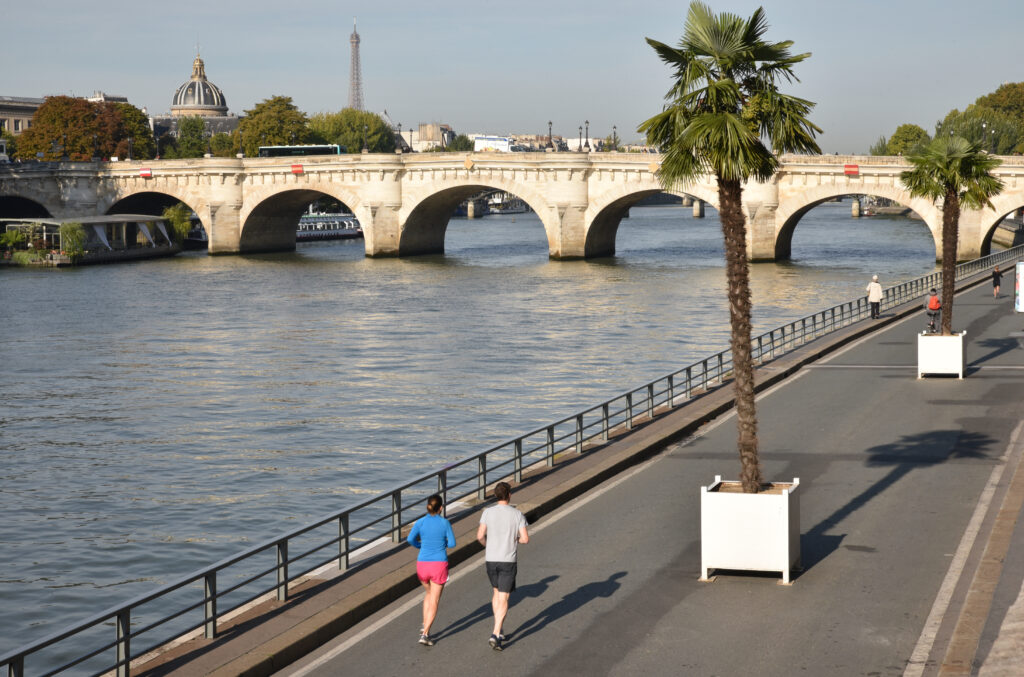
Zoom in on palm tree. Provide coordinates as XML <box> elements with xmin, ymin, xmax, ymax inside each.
<box><xmin>639</xmin><ymin>2</ymin><xmax>820</xmax><ymax>494</ymax></box>
<box><xmin>901</xmin><ymin>136</ymin><xmax>1003</xmax><ymax>336</ymax></box>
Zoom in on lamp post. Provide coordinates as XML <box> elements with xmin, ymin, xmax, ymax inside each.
<box><xmin>578</xmin><ymin>125</ymin><xmax>583</xmax><ymax>152</ymax></box>
<box><xmin>612</xmin><ymin>125</ymin><xmax>618</xmax><ymax>151</ymax></box>
<box><xmin>127</xmin><ymin>137</ymin><xmax>133</xmax><ymax>161</ymax></box>
<box><xmin>362</xmin><ymin>124</ymin><xmax>368</xmax><ymax>152</ymax></box>
<box><xmin>584</xmin><ymin>120</ymin><xmax>590</xmax><ymax>150</ymax></box>
<box><xmin>397</xmin><ymin>122</ymin><xmax>402</xmax><ymax>151</ymax></box>
<box><xmin>548</xmin><ymin>120</ymin><xmax>553</xmax><ymax>150</ymax></box>
<box><xmin>982</xmin><ymin>122</ymin><xmax>989</xmax><ymax>152</ymax></box>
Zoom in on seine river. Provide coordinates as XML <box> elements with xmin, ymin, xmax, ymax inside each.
<box><xmin>0</xmin><ymin>202</ymin><xmax>939</xmax><ymax>657</ymax></box>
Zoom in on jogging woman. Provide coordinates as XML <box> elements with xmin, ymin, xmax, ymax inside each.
<box><xmin>407</xmin><ymin>494</ymin><xmax>456</xmax><ymax>646</ymax></box>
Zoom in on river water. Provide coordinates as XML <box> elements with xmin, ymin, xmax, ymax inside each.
<box><xmin>0</xmin><ymin>202</ymin><xmax>938</xmax><ymax>657</ymax></box>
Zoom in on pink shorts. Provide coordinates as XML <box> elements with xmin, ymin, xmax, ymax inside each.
<box><xmin>416</xmin><ymin>560</ymin><xmax>449</xmax><ymax>585</ymax></box>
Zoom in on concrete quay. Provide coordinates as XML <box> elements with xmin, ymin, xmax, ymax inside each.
<box><xmin>138</xmin><ymin>265</ymin><xmax>1024</xmax><ymax>676</ymax></box>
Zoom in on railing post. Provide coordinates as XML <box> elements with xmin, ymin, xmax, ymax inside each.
<box><xmin>626</xmin><ymin>393</ymin><xmax>634</xmax><ymax>430</ymax></box>
<box><xmin>8</xmin><ymin>657</ymin><xmax>24</xmax><ymax>677</ymax></box>
<box><xmin>576</xmin><ymin>414</ymin><xmax>584</xmax><ymax>453</ymax></box>
<box><xmin>685</xmin><ymin>366</ymin><xmax>692</xmax><ymax>398</ymax></box>
<box><xmin>204</xmin><ymin>572</ymin><xmax>217</xmax><ymax>639</ymax></box>
<box><xmin>514</xmin><ymin>439</ymin><xmax>523</xmax><ymax>483</ymax></box>
<box><xmin>276</xmin><ymin>541</ymin><xmax>288</xmax><ymax>601</ymax></box>
<box><xmin>338</xmin><ymin>513</ymin><xmax>350</xmax><ymax>570</ymax></box>
<box><xmin>391</xmin><ymin>491</ymin><xmax>402</xmax><ymax>543</ymax></box>
<box><xmin>717</xmin><ymin>353</ymin><xmax>724</xmax><ymax>383</ymax></box>
<box><xmin>546</xmin><ymin>426</ymin><xmax>555</xmax><ymax>467</ymax></box>
<box><xmin>116</xmin><ymin>609</ymin><xmax>130</xmax><ymax>677</ymax></box>
<box><xmin>437</xmin><ymin>470</ymin><xmax>448</xmax><ymax>516</ymax></box>
<box><xmin>477</xmin><ymin>456</ymin><xmax>486</xmax><ymax>500</ymax></box>
<box><xmin>601</xmin><ymin>403</ymin><xmax>610</xmax><ymax>440</ymax></box>
<box><xmin>647</xmin><ymin>384</ymin><xmax>655</xmax><ymax>420</ymax></box>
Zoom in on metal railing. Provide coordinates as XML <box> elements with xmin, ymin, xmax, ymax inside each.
<box><xmin>3</xmin><ymin>244</ymin><xmax>1022</xmax><ymax>677</ymax></box>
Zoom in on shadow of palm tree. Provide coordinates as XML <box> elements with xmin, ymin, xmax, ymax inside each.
<box><xmin>434</xmin><ymin>574</ymin><xmax>559</xmax><ymax>640</ymax></box>
<box><xmin>507</xmin><ymin>571</ymin><xmax>627</xmax><ymax>645</ymax></box>
<box><xmin>970</xmin><ymin>337</ymin><xmax>1021</xmax><ymax>367</ymax></box>
<box><xmin>801</xmin><ymin>429</ymin><xmax>996</xmax><ymax>572</ymax></box>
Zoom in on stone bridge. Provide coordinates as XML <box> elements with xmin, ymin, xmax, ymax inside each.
<box><xmin>3</xmin><ymin>152</ymin><xmax>1024</xmax><ymax>261</ymax></box>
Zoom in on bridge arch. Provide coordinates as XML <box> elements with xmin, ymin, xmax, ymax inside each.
<box><xmin>99</xmin><ymin>184</ymin><xmax>207</xmax><ymax>238</ymax></box>
<box><xmin>239</xmin><ymin>184</ymin><xmax>363</xmax><ymax>253</ymax></box>
<box><xmin>775</xmin><ymin>184</ymin><xmax>942</xmax><ymax>260</ymax></box>
<box><xmin>0</xmin><ymin>193</ymin><xmax>53</xmax><ymax>218</ymax></box>
<box><xmin>980</xmin><ymin>195</ymin><xmax>1024</xmax><ymax>255</ymax></box>
<box><xmin>400</xmin><ymin>179</ymin><xmax>553</xmax><ymax>256</ymax></box>
<box><xmin>585</xmin><ymin>183</ymin><xmax>720</xmax><ymax>258</ymax></box>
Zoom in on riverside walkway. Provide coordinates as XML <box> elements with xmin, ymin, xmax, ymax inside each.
<box><xmin>137</xmin><ymin>268</ymin><xmax>1024</xmax><ymax>677</ymax></box>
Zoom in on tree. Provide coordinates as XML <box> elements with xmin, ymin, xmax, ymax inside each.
<box><xmin>868</xmin><ymin>135</ymin><xmax>888</xmax><ymax>156</ymax></box>
<box><xmin>639</xmin><ymin>1</ymin><xmax>820</xmax><ymax>494</ymax></box>
<box><xmin>447</xmin><ymin>134</ymin><xmax>473</xmax><ymax>151</ymax></box>
<box><xmin>238</xmin><ymin>96</ymin><xmax>310</xmax><ymax>157</ymax></box>
<box><xmin>15</xmin><ymin>96</ymin><xmax>154</xmax><ymax>161</ymax></box>
<box><xmin>900</xmin><ymin>137</ymin><xmax>1003</xmax><ymax>335</ymax></box>
<box><xmin>935</xmin><ymin>106</ymin><xmax>1023</xmax><ymax>155</ymax></box>
<box><xmin>210</xmin><ymin>132</ymin><xmax>236</xmax><ymax>157</ymax></box>
<box><xmin>161</xmin><ymin>203</ymin><xmax>193</xmax><ymax>243</ymax></box>
<box><xmin>58</xmin><ymin>222</ymin><xmax>86</xmax><ymax>261</ymax></box>
<box><xmin>307</xmin><ymin>108</ymin><xmax>395</xmax><ymax>153</ymax></box>
<box><xmin>1</xmin><ymin>128</ymin><xmax>17</xmax><ymax>159</ymax></box>
<box><xmin>974</xmin><ymin>82</ymin><xmax>1024</xmax><ymax>125</ymax></box>
<box><xmin>169</xmin><ymin>117</ymin><xmax>208</xmax><ymax>158</ymax></box>
<box><xmin>16</xmin><ymin>96</ymin><xmax>98</xmax><ymax>160</ymax></box>
<box><xmin>886</xmin><ymin>123</ymin><xmax>930</xmax><ymax>156</ymax></box>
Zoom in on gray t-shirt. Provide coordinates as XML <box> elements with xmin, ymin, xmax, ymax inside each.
<box><xmin>480</xmin><ymin>503</ymin><xmax>527</xmax><ymax>563</ymax></box>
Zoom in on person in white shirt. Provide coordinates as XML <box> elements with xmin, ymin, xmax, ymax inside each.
<box><xmin>476</xmin><ymin>481</ymin><xmax>529</xmax><ymax>651</ymax></box>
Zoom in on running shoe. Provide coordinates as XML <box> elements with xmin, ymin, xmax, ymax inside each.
<box><xmin>489</xmin><ymin>634</ymin><xmax>503</xmax><ymax>651</ymax></box>
<box><xmin>418</xmin><ymin>634</ymin><xmax>434</xmax><ymax>647</ymax></box>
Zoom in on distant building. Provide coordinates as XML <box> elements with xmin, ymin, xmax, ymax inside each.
<box><xmin>150</xmin><ymin>54</ymin><xmax>239</xmax><ymax>142</ymax></box>
<box><xmin>0</xmin><ymin>96</ymin><xmax>43</xmax><ymax>135</ymax></box>
<box><xmin>85</xmin><ymin>91</ymin><xmax>129</xmax><ymax>104</ymax></box>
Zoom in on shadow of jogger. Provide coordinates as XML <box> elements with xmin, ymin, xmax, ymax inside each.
<box><xmin>507</xmin><ymin>571</ymin><xmax>628</xmax><ymax>646</ymax></box>
<box><xmin>433</xmin><ymin>574</ymin><xmax>559</xmax><ymax>640</ymax></box>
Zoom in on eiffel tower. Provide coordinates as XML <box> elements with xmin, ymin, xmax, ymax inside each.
<box><xmin>348</xmin><ymin>18</ymin><xmax>364</xmax><ymax>110</ymax></box>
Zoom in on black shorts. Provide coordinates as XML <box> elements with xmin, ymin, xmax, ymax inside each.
<box><xmin>485</xmin><ymin>561</ymin><xmax>517</xmax><ymax>593</ymax></box>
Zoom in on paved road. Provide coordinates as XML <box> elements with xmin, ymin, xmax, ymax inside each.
<box><xmin>279</xmin><ymin>287</ymin><xmax>1024</xmax><ymax>677</ymax></box>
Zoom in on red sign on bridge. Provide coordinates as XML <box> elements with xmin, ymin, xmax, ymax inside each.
<box><xmin>291</xmin><ymin>164</ymin><xmax>304</xmax><ymax>175</ymax></box>
<box><xmin>139</xmin><ymin>168</ymin><xmax>152</xmax><ymax>178</ymax></box>
<box><xmin>844</xmin><ymin>164</ymin><xmax>859</xmax><ymax>176</ymax></box>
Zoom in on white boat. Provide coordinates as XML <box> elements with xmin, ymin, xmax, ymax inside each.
<box><xmin>296</xmin><ymin>213</ymin><xmax>363</xmax><ymax>242</ymax></box>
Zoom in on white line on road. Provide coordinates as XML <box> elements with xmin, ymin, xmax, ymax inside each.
<box><xmin>902</xmin><ymin>420</ymin><xmax>1024</xmax><ymax>677</ymax></box>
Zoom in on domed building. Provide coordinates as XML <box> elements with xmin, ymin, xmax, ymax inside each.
<box><xmin>151</xmin><ymin>53</ymin><xmax>239</xmax><ymax>148</ymax></box>
<box><xmin>171</xmin><ymin>55</ymin><xmax>228</xmax><ymax>117</ymax></box>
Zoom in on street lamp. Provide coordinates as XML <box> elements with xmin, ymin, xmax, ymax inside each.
<box><xmin>584</xmin><ymin>120</ymin><xmax>590</xmax><ymax>150</ymax></box>
<box><xmin>127</xmin><ymin>137</ymin><xmax>133</xmax><ymax>161</ymax></box>
<box><xmin>362</xmin><ymin>124</ymin><xmax>369</xmax><ymax>152</ymax></box>
<box><xmin>547</xmin><ymin>120</ymin><xmax>553</xmax><ymax>149</ymax></box>
<box><xmin>397</xmin><ymin>122</ymin><xmax>402</xmax><ymax>150</ymax></box>
<box><xmin>578</xmin><ymin>125</ymin><xmax>583</xmax><ymax>152</ymax></box>
<box><xmin>612</xmin><ymin>125</ymin><xmax>618</xmax><ymax>151</ymax></box>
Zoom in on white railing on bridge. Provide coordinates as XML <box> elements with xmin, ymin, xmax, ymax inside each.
<box><xmin>3</xmin><ymin>244</ymin><xmax>1023</xmax><ymax>677</ymax></box>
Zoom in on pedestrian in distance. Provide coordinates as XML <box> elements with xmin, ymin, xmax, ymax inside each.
<box><xmin>925</xmin><ymin>288</ymin><xmax>941</xmax><ymax>333</ymax></box>
<box><xmin>477</xmin><ymin>481</ymin><xmax>529</xmax><ymax>652</ymax></box>
<box><xmin>407</xmin><ymin>493</ymin><xmax>456</xmax><ymax>647</ymax></box>
<box><xmin>993</xmin><ymin>265</ymin><xmax>1002</xmax><ymax>298</ymax></box>
<box><xmin>866</xmin><ymin>274</ymin><xmax>883</xmax><ymax>319</ymax></box>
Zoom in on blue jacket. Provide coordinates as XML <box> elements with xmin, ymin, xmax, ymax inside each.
<box><xmin>407</xmin><ymin>514</ymin><xmax>456</xmax><ymax>562</ymax></box>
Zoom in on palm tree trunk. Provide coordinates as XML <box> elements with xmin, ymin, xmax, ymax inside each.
<box><xmin>717</xmin><ymin>177</ymin><xmax>763</xmax><ymax>493</ymax></box>
<box><xmin>940</xmin><ymin>189</ymin><xmax>960</xmax><ymax>336</ymax></box>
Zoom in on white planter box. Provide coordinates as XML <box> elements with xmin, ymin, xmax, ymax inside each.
<box><xmin>917</xmin><ymin>331</ymin><xmax>966</xmax><ymax>379</ymax></box>
<box><xmin>700</xmin><ymin>475</ymin><xmax>801</xmax><ymax>584</ymax></box>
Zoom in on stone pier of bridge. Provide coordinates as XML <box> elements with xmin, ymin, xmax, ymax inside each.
<box><xmin>4</xmin><ymin>153</ymin><xmax>1024</xmax><ymax>262</ymax></box>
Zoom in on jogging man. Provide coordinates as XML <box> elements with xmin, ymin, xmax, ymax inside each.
<box><xmin>477</xmin><ymin>481</ymin><xmax>529</xmax><ymax>651</ymax></box>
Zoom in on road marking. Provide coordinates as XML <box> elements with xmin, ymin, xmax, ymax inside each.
<box><xmin>903</xmin><ymin>421</ymin><xmax>1024</xmax><ymax>677</ymax></box>
<box><xmin>806</xmin><ymin>364</ymin><xmax>917</xmax><ymax>370</ymax></box>
<box><xmin>282</xmin><ymin>454</ymin><xmax>664</xmax><ymax>676</ymax></box>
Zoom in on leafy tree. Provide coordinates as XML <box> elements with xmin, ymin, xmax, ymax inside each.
<box><xmin>447</xmin><ymin>134</ymin><xmax>473</xmax><ymax>151</ymax></box>
<box><xmin>935</xmin><ymin>106</ymin><xmax>1023</xmax><ymax>154</ymax></box>
<box><xmin>307</xmin><ymin>108</ymin><xmax>395</xmax><ymax>154</ymax></box>
<box><xmin>901</xmin><ymin>137</ymin><xmax>1003</xmax><ymax>335</ymax></box>
<box><xmin>1</xmin><ymin>128</ymin><xmax>17</xmax><ymax>158</ymax></box>
<box><xmin>162</xmin><ymin>203</ymin><xmax>193</xmax><ymax>242</ymax></box>
<box><xmin>15</xmin><ymin>96</ymin><xmax>154</xmax><ymax>161</ymax></box>
<box><xmin>168</xmin><ymin>117</ymin><xmax>208</xmax><ymax>158</ymax></box>
<box><xmin>639</xmin><ymin>1</ymin><xmax>820</xmax><ymax>494</ymax></box>
<box><xmin>974</xmin><ymin>82</ymin><xmax>1024</xmax><ymax>125</ymax></box>
<box><xmin>58</xmin><ymin>222</ymin><xmax>86</xmax><ymax>261</ymax></box>
<box><xmin>210</xmin><ymin>132</ymin><xmax>236</xmax><ymax>157</ymax></box>
<box><xmin>1</xmin><ymin>229</ymin><xmax>26</xmax><ymax>251</ymax></box>
<box><xmin>238</xmin><ymin>96</ymin><xmax>310</xmax><ymax>157</ymax></box>
<box><xmin>16</xmin><ymin>96</ymin><xmax>98</xmax><ymax>160</ymax></box>
<box><xmin>869</xmin><ymin>135</ymin><xmax>888</xmax><ymax>156</ymax></box>
<box><xmin>886</xmin><ymin>123</ymin><xmax>929</xmax><ymax>156</ymax></box>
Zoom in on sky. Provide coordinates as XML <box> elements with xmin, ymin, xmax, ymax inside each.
<box><xmin>6</xmin><ymin>0</ymin><xmax>1024</xmax><ymax>153</ymax></box>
